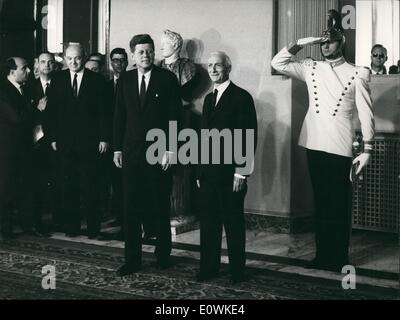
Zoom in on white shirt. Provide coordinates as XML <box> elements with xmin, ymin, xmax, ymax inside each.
<box><xmin>138</xmin><ymin>69</ymin><xmax>152</xmax><ymax>92</ymax></box>
<box><xmin>213</xmin><ymin>79</ymin><xmax>231</xmax><ymax>106</ymax></box>
<box><xmin>69</xmin><ymin>69</ymin><xmax>84</xmax><ymax>95</ymax></box>
<box><xmin>40</xmin><ymin>78</ymin><xmax>51</xmax><ymax>95</ymax></box>
<box><xmin>271</xmin><ymin>46</ymin><xmax>374</xmax><ymax>158</ymax></box>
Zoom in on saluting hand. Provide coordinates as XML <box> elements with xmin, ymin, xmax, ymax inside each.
<box><xmin>297</xmin><ymin>37</ymin><xmax>326</xmax><ymax>47</ymax></box>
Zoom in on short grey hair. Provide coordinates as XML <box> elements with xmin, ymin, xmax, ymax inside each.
<box><xmin>64</xmin><ymin>42</ymin><xmax>86</xmax><ymax>58</ymax></box>
<box><xmin>209</xmin><ymin>51</ymin><xmax>232</xmax><ymax>70</ymax></box>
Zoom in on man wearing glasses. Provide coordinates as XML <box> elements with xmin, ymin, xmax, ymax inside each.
<box><xmin>370</xmin><ymin>44</ymin><xmax>388</xmax><ymax>75</ymax></box>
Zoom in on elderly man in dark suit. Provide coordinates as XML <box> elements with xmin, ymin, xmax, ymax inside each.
<box><xmin>196</xmin><ymin>51</ymin><xmax>257</xmax><ymax>284</ymax></box>
<box><xmin>46</xmin><ymin>43</ymin><xmax>110</xmax><ymax>239</ymax></box>
<box><xmin>113</xmin><ymin>34</ymin><xmax>181</xmax><ymax>276</ymax></box>
<box><xmin>0</xmin><ymin>57</ymin><xmax>34</xmax><ymax>240</ymax></box>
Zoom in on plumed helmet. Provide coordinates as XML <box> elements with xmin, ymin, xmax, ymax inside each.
<box><xmin>321</xmin><ymin>9</ymin><xmax>345</xmax><ymax>43</ymax></box>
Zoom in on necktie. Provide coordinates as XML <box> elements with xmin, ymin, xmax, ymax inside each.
<box><xmin>211</xmin><ymin>89</ymin><xmax>218</xmax><ymax>108</ymax></box>
<box><xmin>114</xmin><ymin>78</ymin><xmax>119</xmax><ymax>94</ymax></box>
<box><xmin>139</xmin><ymin>74</ymin><xmax>146</xmax><ymax>108</ymax></box>
<box><xmin>72</xmin><ymin>73</ymin><xmax>78</xmax><ymax>97</ymax></box>
<box><xmin>45</xmin><ymin>82</ymin><xmax>49</xmax><ymax>96</ymax></box>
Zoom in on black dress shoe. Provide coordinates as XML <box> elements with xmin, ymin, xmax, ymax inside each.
<box><xmin>87</xmin><ymin>233</ymin><xmax>101</xmax><ymax>240</ymax></box>
<box><xmin>115</xmin><ymin>232</ymin><xmax>124</xmax><ymax>241</ymax></box>
<box><xmin>195</xmin><ymin>271</ymin><xmax>219</xmax><ymax>282</ymax></box>
<box><xmin>231</xmin><ymin>273</ymin><xmax>246</xmax><ymax>284</ymax></box>
<box><xmin>0</xmin><ymin>233</ymin><xmax>16</xmax><ymax>241</ymax></box>
<box><xmin>307</xmin><ymin>258</ymin><xmax>322</xmax><ymax>269</ymax></box>
<box><xmin>65</xmin><ymin>232</ymin><xmax>80</xmax><ymax>237</ymax></box>
<box><xmin>106</xmin><ymin>219</ymin><xmax>121</xmax><ymax>227</ymax></box>
<box><xmin>23</xmin><ymin>229</ymin><xmax>46</xmax><ymax>237</ymax></box>
<box><xmin>117</xmin><ymin>264</ymin><xmax>141</xmax><ymax>277</ymax></box>
<box><xmin>157</xmin><ymin>260</ymin><xmax>171</xmax><ymax>270</ymax></box>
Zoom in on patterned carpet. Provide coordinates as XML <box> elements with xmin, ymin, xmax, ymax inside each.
<box><xmin>0</xmin><ymin>237</ymin><xmax>397</xmax><ymax>300</ymax></box>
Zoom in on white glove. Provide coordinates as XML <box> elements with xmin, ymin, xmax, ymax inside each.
<box><xmin>297</xmin><ymin>37</ymin><xmax>325</xmax><ymax>47</ymax></box>
<box><xmin>352</xmin><ymin>153</ymin><xmax>371</xmax><ymax>175</ymax></box>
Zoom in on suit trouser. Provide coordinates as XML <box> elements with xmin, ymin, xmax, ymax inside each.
<box><xmin>30</xmin><ymin>141</ymin><xmax>54</xmax><ymax>229</ymax></box>
<box><xmin>98</xmin><ymin>151</ymin><xmax>123</xmax><ymax>223</ymax></box>
<box><xmin>59</xmin><ymin>150</ymin><xmax>100</xmax><ymax>235</ymax></box>
<box><xmin>0</xmin><ymin>150</ymin><xmax>33</xmax><ymax>235</ymax></box>
<box><xmin>198</xmin><ymin>179</ymin><xmax>247</xmax><ymax>277</ymax></box>
<box><xmin>306</xmin><ymin>149</ymin><xmax>352</xmax><ymax>268</ymax></box>
<box><xmin>123</xmin><ymin>164</ymin><xmax>172</xmax><ymax>268</ymax></box>
<box><xmin>0</xmin><ymin>165</ymin><xmax>15</xmax><ymax>237</ymax></box>
<box><xmin>111</xmin><ymin>164</ymin><xmax>123</xmax><ymax>224</ymax></box>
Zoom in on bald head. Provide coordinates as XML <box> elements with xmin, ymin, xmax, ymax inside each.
<box><xmin>64</xmin><ymin>44</ymin><xmax>85</xmax><ymax>73</ymax></box>
<box><xmin>6</xmin><ymin>57</ymin><xmax>31</xmax><ymax>84</ymax></box>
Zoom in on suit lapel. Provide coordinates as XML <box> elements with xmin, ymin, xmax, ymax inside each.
<box><xmin>209</xmin><ymin>82</ymin><xmax>233</xmax><ymax>122</ymax></box>
<box><xmin>143</xmin><ymin>67</ymin><xmax>158</xmax><ymax>109</ymax></box>
<box><xmin>129</xmin><ymin>69</ymin><xmax>141</xmax><ymax>110</ymax></box>
<box><xmin>65</xmin><ymin>70</ymin><xmax>74</xmax><ymax>97</ymax></box>
<box><xmin>78</xmin><ymin>69</ymin><xmax>89</xmax><ymax>98</ymax></box>
<box><xmin>35</xmin><ymin>79</ymin><xmax>45</xmax><ymax>98</ymax></box>
<box><xmin>202</xmin><ymin>93</ymin><xmax>213</xmax><ymax>127</ymax></box>
<box><xmin>4</xmin><ymin>80</ymin><xmax>30</xmax><ymax>115</ymax></box>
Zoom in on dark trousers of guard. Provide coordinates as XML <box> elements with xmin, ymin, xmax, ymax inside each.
<box><xmin>123</xmin><ymin>166</ymin><xmax>172</xmax><ymax>269</ymax></box>
<box><xmin>59</xmin><ymin>151</ymin><xmax>100</xmax><ymax>236</ymax></box>
<box><xmin>307</xmin><ymin>149</ymin><xmax>352</xmax><ymax>270</ymax></box>
<box><xmin>198</xmin><ymin>179</ymin><xmax>247</xmax><ymax>278</ymax></box>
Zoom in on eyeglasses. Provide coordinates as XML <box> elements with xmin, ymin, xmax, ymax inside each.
<box><xmin>372</xmin><ymin>53</ymin><xmax>386</xmax><ymax>59</ymax></box>
<box><xmin>111</xmin><ymin>58</ymin><xmax>127</xmax><ymax>63</ymax></box>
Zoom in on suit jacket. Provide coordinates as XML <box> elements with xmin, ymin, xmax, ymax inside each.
<box><xmin>46</xmin><ymin>69</ymin><xmax>111</xmax><ymax>155</ymax></box>
<box><xmin>197</xmin><ymin>81</ymin><xmax>258</xmax><ymax>184</ymax></box>
<box><xmin>0</xmin><ymin>80</ymin><xmax>34</xmax><ymax>182</ymax></box>
<box><xmin>26</xmin><ymin>78</ymin><xmax>50</xmax><ymax>142</ymax></box>
<box><xmin>113</xmin><ymin>66</ymin><xmax>181</xmax><ymax>173</ymax></box>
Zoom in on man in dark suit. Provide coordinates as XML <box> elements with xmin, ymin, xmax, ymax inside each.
<box><xmin>0</xmin><ymin>57</ymin><xmax>34</xmax><ymax>240</ymax></box>
<box><xmin>196</xmin><ymin>51</ymin><xmax>257</xmax><ymax>284</ymax></box>
<box><xmin>113</xmin><ymin>34</ymin><xmax>181</xmax><ymax>276</ymax></box>
<box><xmin>102</xmin><ymin>48</ymin><xmax>128</xmax><ymax>233</ymax></box>
<box><xmin>46</xmin><ymin>43</ymin><xmax>110</xmax><ymax>239</ymax></box>
<box><xmin>27</xmin><ymin>52</ymin><xmax>57</xmax><ymax>235</ymax></box>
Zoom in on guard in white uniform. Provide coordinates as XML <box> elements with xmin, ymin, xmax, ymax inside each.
<box><xmin>271</xmin><ymin>10</ymin><xmax>374</xmax><ymax>272</ymax></box>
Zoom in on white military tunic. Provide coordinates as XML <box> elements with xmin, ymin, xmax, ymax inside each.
<box><xmin>271</xmin><ymin>47</ymin><xmax>374</xmax><ymax>157</ymax></box>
